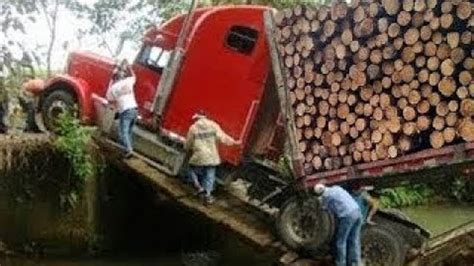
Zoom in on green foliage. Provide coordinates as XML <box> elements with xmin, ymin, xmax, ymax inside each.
<box><xmin>159</xmin><ymin>0</ymin><xmax>334</xmax><ymax>21</ymax></box>
<box><xmin>449</xmin><ymin>177</ymin><xmax>474</xmax><ymax>202</ymax></box>
<box><xmin>54</xmin><ymin>111</ymin><xmax>95</xmax><ymax>182</ymax></box>
<box><xmin>1</xmin><ymin>0</ymin><xmax>51</xmax><ymax>70</ymax></box>
<box><xmin>70</xmin><ymin>0</ymin><xmax>170</xmax><ymax>56</ymax></box>
<box><xmin>0</xmin><ymin>63</ymin><xmax>41</xmax><ymax>132</ymax></box>
<box><xmin>379</xmin><ymin>184</ymin><xmax>434</xmax><ymax>208</ymax></box>
<box><xmin>277</xmin><ymin>154</ymin><xmax>293</xmax><ymax>180</ymax></box>
<box><xmin>155</xmin><ymin>0</ymin><xmax>190</xmax><ymax>20</ymax></box>
<box><xmin>256</xmin><ymin>0</ymin><xmax>332</xmax><ymax>8</ymax></box>
<box><xmin>54</xmin><ymin>111</ymin><xmax>102</xmax><ymax>209</ymax></box>
<box><xmin>1</xmin><ymin>64</ymin><xmax>35</xmax><ymax>96</ymax></box>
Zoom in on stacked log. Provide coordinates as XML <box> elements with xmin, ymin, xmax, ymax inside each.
<box><xmin>275</xmin><ymin>0</ymin><xmax>473</xmax><ymax>174</ymax></box>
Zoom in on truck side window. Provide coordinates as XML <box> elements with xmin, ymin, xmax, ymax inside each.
<box><xmin>226</xmin><ymin>26</ymin><xmax>258</xmax><ymax>55</ymax></box>
<box><xmin>136</xmin><ymin>45</ymin><xmax>171</xmax><ymax>72</ymax></box>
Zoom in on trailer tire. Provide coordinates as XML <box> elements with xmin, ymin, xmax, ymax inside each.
<box><xmin>362</xmin><ymin>225</ymin><xmax>406</xmax><ymax>266</ymax></box>
<box><xmin>276</xmin><ymin>196</ymin><xmax>334</xmax><ymax>252</ymax></box>
<box><xmin>41</xmin><ymin>89</ymin><xmax>77</xmax><ymax>132</ymax></box>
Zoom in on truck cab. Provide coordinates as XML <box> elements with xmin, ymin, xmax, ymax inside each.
<box><xmin>35</xmin><ymin>5</ymin><xmax>284</xmax><ymax>167</ymax></box>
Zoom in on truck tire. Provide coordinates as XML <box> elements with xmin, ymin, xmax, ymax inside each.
<box><xmin>362</xmin><ymin>225</ymin><xmax>406</xmax><ymax>266</ymax></box>
<box><xmin>276</xmin><ymin>196</ymin><xmax>334</xmax><ymax>253</ymax></box>
<box><xmin>41</xmin><ymin>89</ymin><xmax>77</xmax><ymax>132</ymax></box>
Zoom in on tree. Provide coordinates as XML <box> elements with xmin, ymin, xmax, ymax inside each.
<box><xmin>38</xmin><ymin>0</ymin><xmax>61</xmax><ymax>77</ymax></box>
<box><xmin>0</xmin><ymin>0</ymin><xmax>40</xmax><ymax>70</ymax></box>
<box><xmin>1</xmin><ymin>0</ymin><xmax>76</xmax><ymax>76</ymax></box>
<box><xmin>69</xmin><ymin>0</ymin><xmax>189</xmax><ymax>58</ymax></box>
<box><xmin>200</xmin><ymin>0</ymin><xmax>332</xmax><ymax>9</ymax></box>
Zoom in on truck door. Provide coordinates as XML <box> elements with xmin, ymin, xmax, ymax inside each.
<box><xmin>133</xmin><ymin>45</ymin><xmax>172</xmax><ymax>122</ymax></box>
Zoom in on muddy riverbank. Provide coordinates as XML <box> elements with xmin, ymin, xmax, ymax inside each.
<box><xmin>0</xmin><ymin>134</ymin><xmax>97</xmax><ymax>255</ymax></box>
<box><xmin>0</xmin><ymin>135</ymin><xmax>275</xmax><ymax>265</ymax></box>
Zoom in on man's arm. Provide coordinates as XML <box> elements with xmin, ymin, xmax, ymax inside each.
<box><xmin>363</xmin><ymin>192</ymin><xmax>379</xmax><ymax>225</ymax></box>
<box><xmin>105</xmin><ymin>83</ymin><xmax>116</xmax><ymax>106</ymax></box>
<box><xmin>184</xmin><ymin>127</ymin><xmax>194</xmax><ymax>151</ymax></box>
<box><xmin>213</xmin><ymin>122</ymin><xmax>240</xmax><ymax>146</ymax></box>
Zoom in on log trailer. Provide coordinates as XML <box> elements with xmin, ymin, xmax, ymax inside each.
<box><xmin>30</xmin><ymin>5</ymin><xmax>473</xmax><ymax>265</ymax></box>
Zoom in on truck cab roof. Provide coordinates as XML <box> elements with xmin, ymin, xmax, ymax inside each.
<box><xmin>143</xmin><ymin>6</ymin><xmax>273</xmax><ymax>50</ymax></box>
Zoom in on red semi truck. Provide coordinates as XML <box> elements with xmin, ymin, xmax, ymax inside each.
<box><xmin>31</xmin><ymin>5</ymin><xmax>473</xmax><ymax>265</ymax></box>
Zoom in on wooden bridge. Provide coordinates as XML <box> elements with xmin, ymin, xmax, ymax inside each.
<box><xmin>100</xmin><ymin>138</ymin><xmax>306</xmax><ymax>265</ymax></box>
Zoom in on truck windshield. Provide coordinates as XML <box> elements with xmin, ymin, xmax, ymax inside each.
<box><xmin>136</xmin><ymin>45</ymin><xmax>171</xmax><ymax>72</ymax></box>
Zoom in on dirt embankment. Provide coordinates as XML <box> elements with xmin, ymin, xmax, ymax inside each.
<box><xmin>0</xmin><ymin>134</ymin><xmax>96</xmax><ymax>256</ymax></box>
<box><xmin>0</xmin><ymin>134</ymin><xmax>51</xmax><ymax>173</ymax></box>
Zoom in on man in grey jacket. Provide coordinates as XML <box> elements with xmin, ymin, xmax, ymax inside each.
<box><xmin>185</xmin><ymin>111</ymin><xmax>240</xmax><ymax>204</ymax></box>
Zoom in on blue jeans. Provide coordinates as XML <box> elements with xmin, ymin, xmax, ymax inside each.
<box><xmin>118</xmin><ymin>108</ymin><xmax>137</xmax><ymax>153</ymax></box>
<box><xmin>188</xmin><ymin>166</ymin><xmax>216</xmax><ymax>196</ymax></box>
<box><xmin>335</xmin><ymin>210</ymin><xmax>363</xmax><ymax>266</ymax></box>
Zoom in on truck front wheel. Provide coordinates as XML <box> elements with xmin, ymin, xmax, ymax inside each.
<box><xmin>276</xmin><ymin>196</ymin><xmax>334</xmax><ymax>253</ymax></box>
<box><xmin>41</xmin><ymin>89</ymin><xmax>77</xmax><ymax>132</ymax></box>
<box><xmin>362</xmin><ymin>225</ymin><xmax>406</xmax><ymax>266</ymax></box>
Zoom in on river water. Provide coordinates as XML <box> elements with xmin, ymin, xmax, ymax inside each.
<box><xmin>0</xmin><ymin>226</ymin><xmax>274</xmax><ymax>266</ymax></box>
<box><xmin>402</xmin><ymin>203</ymin><xmax>474</xmax><ymax>236</ymax></box>
<box><xmin>0</xmin><ymin>247</ymin><xmax>273</xmax><ymax>266</ymax></box>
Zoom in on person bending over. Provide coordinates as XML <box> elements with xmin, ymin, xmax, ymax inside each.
<box><xmin>314</xmin><ymin>184</ymin><xmax>363</xmax><ymax>266</ymax></box>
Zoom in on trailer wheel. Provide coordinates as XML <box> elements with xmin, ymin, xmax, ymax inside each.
<box><xmin>41</xmin><ymin>89</ymin><xmax>77</xmax><ymax>132</ymax></box>
<box><xmin>362</xmin><ymin>226</ymin><xmax>406</xmax><ymax>266</ymax></box>
<box><xmin>276</xmin><ymin>196</ymin><xmax>334</xmax><ymax>252</ymax></box>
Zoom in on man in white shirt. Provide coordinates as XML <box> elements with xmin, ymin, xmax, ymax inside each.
<box><xmin>106</xmin><ymin>60</ymin><xmax>138</xmax><ymax>158</ymax></box>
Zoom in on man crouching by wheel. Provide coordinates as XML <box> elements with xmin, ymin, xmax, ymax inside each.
<box><xmin>314</xmin><ymin>183</ymin><xmax>363</xmax><ymax>266</ymax></box>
